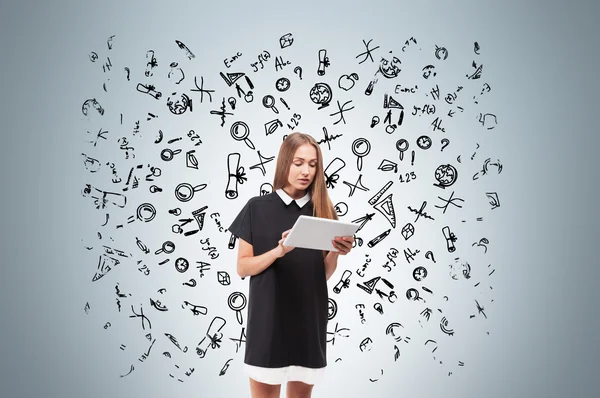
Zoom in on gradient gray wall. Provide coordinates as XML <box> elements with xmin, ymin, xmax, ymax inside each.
<box><xmin>1</xmin><ymin>0</ymin><xmax>599</xmax><ymax>397</ymax></box>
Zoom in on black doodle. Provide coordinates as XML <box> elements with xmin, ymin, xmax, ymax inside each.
<box><xmin>228</xmin><ymin>292</ymin><xmax>247</xmax><ymax>325</ymax></box>
<box><xmin>210</xmin><ymin>97</ymin><xmax>234</xmax><ymax>127</ymax></box>
<box><xmin>249</xmin><ymin>151</ymin><xmax>275</xmax><ymax>176</ymax></box>
<box><xmin>356</xmin><ymin>304</ymin><xmax>367</xmax><ymax>324</ymax></box>
<box><xmin>219</xmin><ymin>358</ymin><xmax>233</xmax><ymax>376</ymax></box>
<box><xmin>356</xmin><ymin>254</ymin><xmax>371</xmax><ymax>276</ymax></box>
<box><xmin>377</xmin><ymin>159</ymin><xmax>397</xmax><ymax>173</ymax></box>
<box><xmin>334</xmin><ymin>202</ymin><xmax>348</xmax><ymax>217</ymax></box>
<box><xmin>250</xmin><ymin>50</ymin><xmax>271</xmax><ymax>72</ymax></box>
<box><xmin>293</xmin><ymin>66</ymin><xmax>303</xmax><ymax>79</ymax></box>
<box><xmin>408</xmin><ymin>201</ymin><xmax>435</xmax><ymax>223</ymax></box>
<box><xmin>226</xmin><ymin>153</ymin><xmax>246</xmax><ymax>199</ymax></box>
<box><xmin>230</xmin><ymin>121</ymin><xmax>256</xmax><ymax>150</ymax></box>
<box><xmin>382</xmin><ymin>248</ymin><xmax>399</xmax><ymax>272</ymax></box>
<box><xmin>343</xmin><ymin>174</ymin><xmax>369</xmax><ymax>197</ymax></box>
<box><xmin>190</xmin><ymin>75</ymin><xmax>214</xmax><ymax>103</ymax></box>
<box><xmin>150</xmin><ymin>298</ymin><xmax>168</xmax><ymax>311</ymax></box>
<box><xmin>275</xmin><ymin>77</ymin><xmax>291</xmax><ymax>92</ymax></box>
<box><xmin>435</xmin><ymin>191</ymin><xmax>464</xmax><ymax>214</ymax></box>
<box><xmin>154</xmin><ymin>241</ymin><xmax>175</xmax><ymax>255</ymax></box>
<box><xmin>168</xmin><ymin>62</ymin><xmax>185</xmax><ymax>84</ymax></box>
<box><xmin>183</xmin><ymin>300</ymin><xmax>208</xmax><ymax>316</ymax></box>
<box><xmin>324</xmin><ymin>157</ymin><xmax>346</xmax><ymax>189</ymax></box>
<box><xmin>373</xmin><ymin>302</ymin><xmax>383</xmax><ymax>315</ymax></box>
<box><xmin>274</xmin><ymin>55</ymin><xmax>291</xmax><ymax>72</ymax></box>
<box><xmin>486</xmin><ymin>192</ymin><xmax>500</xmax><ymax>209</ymax></box>
<box><xmin>174</xmin><ymin>257</ymin><xmax>189</xmax><ymax>273</ymax></box>
<box><xmin>229</xmin><ymin>327</ymin><xmax>247</xmax><ymax>353</ymax></box>
<box><xmin>425</xmin><ymin>251</ymin><xmax>436</xmax><ymax>263</ymax></box>
<box><xmin>333</xmin><ymin>270</ymin><xmax>352</xmax><ymax>294</ymax></box>
<box><xmin>317</xmin><ymin>49</ymin><xmax>330</xmax><ymax>76</ymax></box>
<box><xmin>351</xmin><ymin>213</ymin><xmax>375</xmax><ymax>233</ymax></box>
<box><xmin>440</xmin><ymin>138</ymin><xmax>450</xmax><ymax>151</ymax></box>
<box><xmin>433</xmin><ymin>164</ymin><xmax>458</xmax><ymax>189</ymax></box>
<box><xmin>330</xmin><ymin>100</ymin><xmax>355</xmax><ymax>125</ymax></box>
<box><xmin>359</xmin><ymin>337</ymin><xmax>373</xmax><ymax>352</ymax></box>
<box><xmin>400</xmin><ymin>223</ymin><xmax>415</xmax><ymax>240</ymax></box>
<box><xmin>129</xmin><ymin>304</ymin><xmax>152</xmax><ymax>330</ymax></box>
<box><xmin>259</xmin><ymin>183</ymin><xmax>273</xmax><ymax>196</ymax></box>
<box><xmin>413</xmin><ymin>266</ymin><xmax>427</xmax><ymax>281</ymax></box>
<box><xmin>338</xmin><ymin>73</ymin><xmax>359</xmax><ymax>91</ymax></box>
<box><xmin>472</xmin><ymin>238</ymin><xmax>489</xmax><ymax>253</ymax></box>
<box><xmin>317</xmin><ymin>126</ymin><xmax>343</xmax><ymax>151</ymax></box>
<box><xmin>370</xmin><ymin>115</ymin><xmax>380</xmax><ymax>128</ymax></box>
<box><xmin>136</xmin><ymin>83</ymin><xmax>161</xmax><ymax>99</ymax></box>
<box><xmin>279</xmin><ymin>33</ymin><xmax>293</xmax><ymax>49</ymax></box>
<box><xmin>175</xmin><ymin>40</ymin><xmax>195</xmax><ymax>60</ymax></box>
<box><xmin>351</xmin><ymin>138</ymin><xmax>370</xmax><ymax>171</ymax></box>
<box><xmin>224</xmin><ymin>51</ymin><xmax>242</xmax><ymax>68</ymax></box>
<box><xmin>196</xmin><ymin>316</ymin><xmax>227</xmax><ymax>358</ymax></box>
<box><xmin>196</xmin><ymin>261</ymin><xmax>211</xmax><ymax>277</ymax></box>
<box><xmin>175</xmin><ymin>182</ymin><xmax>207</xmax><ymax>202</ymax></box>
<box><xmin>328</xmin><ymin>298</ymin><xmax>338</xmax><ymax>320</ymax></box>
<box><xmin>404</xmin><ymin>247</ymin><xmax>420</xmax><ymax>264</ymax></box>
<box><xmin>309</xmin><ymin>82</ymin><xmax>332</xmax><ymax>109</ymax></box>
<box><xmin>327</xmin><ymin>322</ymin><xmax>350</xmax><ymax>346</ymax></box>
<box><xmin>367</xmin><ymin>229</ymin><xmax>392</xmax><ymax>248</ymax></box>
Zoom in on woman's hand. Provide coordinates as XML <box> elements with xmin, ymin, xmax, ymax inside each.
<box><xmin>332</xmin><ymin>235</ymin><xmax>354</xmax><ymax>255</ymax></box>
<box><xmin>276</xmin><ymin>229</ymin><xmax>295</xmax><ymax>258</ymax></box>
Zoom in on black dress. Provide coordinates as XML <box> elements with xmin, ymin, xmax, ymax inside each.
<box><xmin>228</xmin><ymin>190</ymin><xmax>328</xmax><ymax>371</ymax></box>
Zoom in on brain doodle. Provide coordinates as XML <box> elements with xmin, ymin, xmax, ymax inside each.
<box><xmin>81</xmin><ymin>32</ymin><xmax>501</xmax><ymax>385</ymax></box>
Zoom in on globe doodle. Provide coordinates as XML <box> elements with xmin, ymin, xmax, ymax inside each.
<box><xmin>309</xmin><ymin>82</ymin><xmax>332</xmax><ymax>109</ymax></box>
<box><xmin>434</xmin><ymin>164</ymin><xmax>458</xmax><ymax>188</ymax></box>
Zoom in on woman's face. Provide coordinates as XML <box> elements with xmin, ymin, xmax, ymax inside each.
<box><xmin>284</xmin><ymin>143</ymin><xmax>318</xmax><ymax>198</ymax></box>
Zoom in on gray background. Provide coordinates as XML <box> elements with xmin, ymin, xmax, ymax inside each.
<box><xmin>1</xmin><ymin>0</ymin><xmax>599</xmax><ymax>397</ymax></box>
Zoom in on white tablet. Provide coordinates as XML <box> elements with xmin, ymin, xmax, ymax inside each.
<box><xmin>283</xmin><ymin>215</ymin><xmax>360</xmax><ymax>252</ymax></box>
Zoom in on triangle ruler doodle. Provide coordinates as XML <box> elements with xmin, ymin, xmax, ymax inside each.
<box><xmin>373</xmin><ymin>193</ymin><xmax>396</xmax><ymax>228</ymax></box>
<box><xmin>219</xmin><ymin>72</ymin><xmax>245</xmax><ymax>87</ymax></box>
<box><xmin>384</xmin><ymin>94</ymin><xmax>404</xmax><ymax>109</ymax></box>
<box><xmin>357</xmin><ymin>276</ymin><xmax>380</xmax><ymax>294</ymax></box>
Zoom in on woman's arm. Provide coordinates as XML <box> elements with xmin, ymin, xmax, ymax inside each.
<box><xmin>237</xmin><ymin>241</ymin><xmax>281</xmax><ymax>278</ymax></box>
<box><xmin>236</xmin><ymin>230</ymin><xmax>293</xmax><ymax>278</ymax></box>
<box><xmin>324</xmin><ymin>250</ymin><xmax>339</xmax><ymax>281</ymax></box>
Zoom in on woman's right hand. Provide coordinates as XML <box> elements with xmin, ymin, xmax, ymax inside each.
<box><xmin>276</xmin><ymin>229</ymin><xmax>295</xmax><ymax>258</ymax></box>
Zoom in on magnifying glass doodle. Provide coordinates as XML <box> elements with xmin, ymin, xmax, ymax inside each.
<box><xmin>262</xmin><ymin>95</ymin><xmax>279</xmax><ymax>114</ymax></box>
<box><xmin>228</xmin><ymin>292</ymin><xmax>247</xmax><ymax>325</ymax></box>
<box><xmin>396</xmin><ymin>139</ymin><xmax>409</xmax><ymax>161</ymax></box>
<box><xmin>230</xmin><ymin>121</ymin><xmax>255</xmax><ymax>150</ymax></box>
<box><xmin>175</xmin><ymin>182</ymin><xmax>207</xmax><ymax>202</ymax></box>
<box><xmin>155</xmin><ymin>241</ymin><xmax>175</xmax><ymax>255</ymax></box>
<box><xmin>352</xmin><ymin>138</ymin><xmax>371</xmax><ymax>171</ymax></box>
<box><xmin>161</xmin><ymin>148</ymin><xmax>182</xmax><ymax>161</ymax></box>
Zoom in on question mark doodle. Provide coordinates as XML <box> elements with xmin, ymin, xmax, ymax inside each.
<box><xmin>124</xmin><ymin>67</ymin><xmax>130</xmax><ymax>81</ymax></box>
<box><xmin>425</xmin><ymin>250</ymin><xmax>436</xmax><ymax>263</ymax></box>
<box><xmin>441</xmin><ymin>138</ymin><xmax>449</xmax><ymax>152</ymax></box>
<box><xmin>294</xmin><ymin>66</ymin><xmax>303</xmax><ymax>80</ymax></box>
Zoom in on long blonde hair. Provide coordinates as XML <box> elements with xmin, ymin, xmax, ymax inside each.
<box><xmin>273</xmin><ymin>132</ymin><xmax>338</xmax><ymax>257</ymax></box>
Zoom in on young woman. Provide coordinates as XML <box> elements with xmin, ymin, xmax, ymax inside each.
<box><xmin>228</xmin><ymin>132</ymin><xmax>354</xmax><ymax>398</ymax></box>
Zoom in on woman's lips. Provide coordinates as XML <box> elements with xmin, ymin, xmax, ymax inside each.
<box><xmin>299</xmin><ymin>179</ymin><xmax>309</xmax><ymax>184</ymax></box>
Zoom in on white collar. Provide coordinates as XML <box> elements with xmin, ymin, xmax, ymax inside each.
<box><xmin>276</xmin><ymin>188</ymin><xmax>311</xmax><ymax>208</ymax></box>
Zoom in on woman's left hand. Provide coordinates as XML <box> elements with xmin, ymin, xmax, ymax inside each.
<box><xmin>332</xmin><ymin>236</ymin><xmax>354</xmax><ymax>255</ymax></box>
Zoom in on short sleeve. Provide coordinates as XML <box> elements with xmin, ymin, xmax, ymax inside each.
<box><xmin>228</xmin><ymin>199</ymin><xmax>253</xmax><ymax>245</ymax></box>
